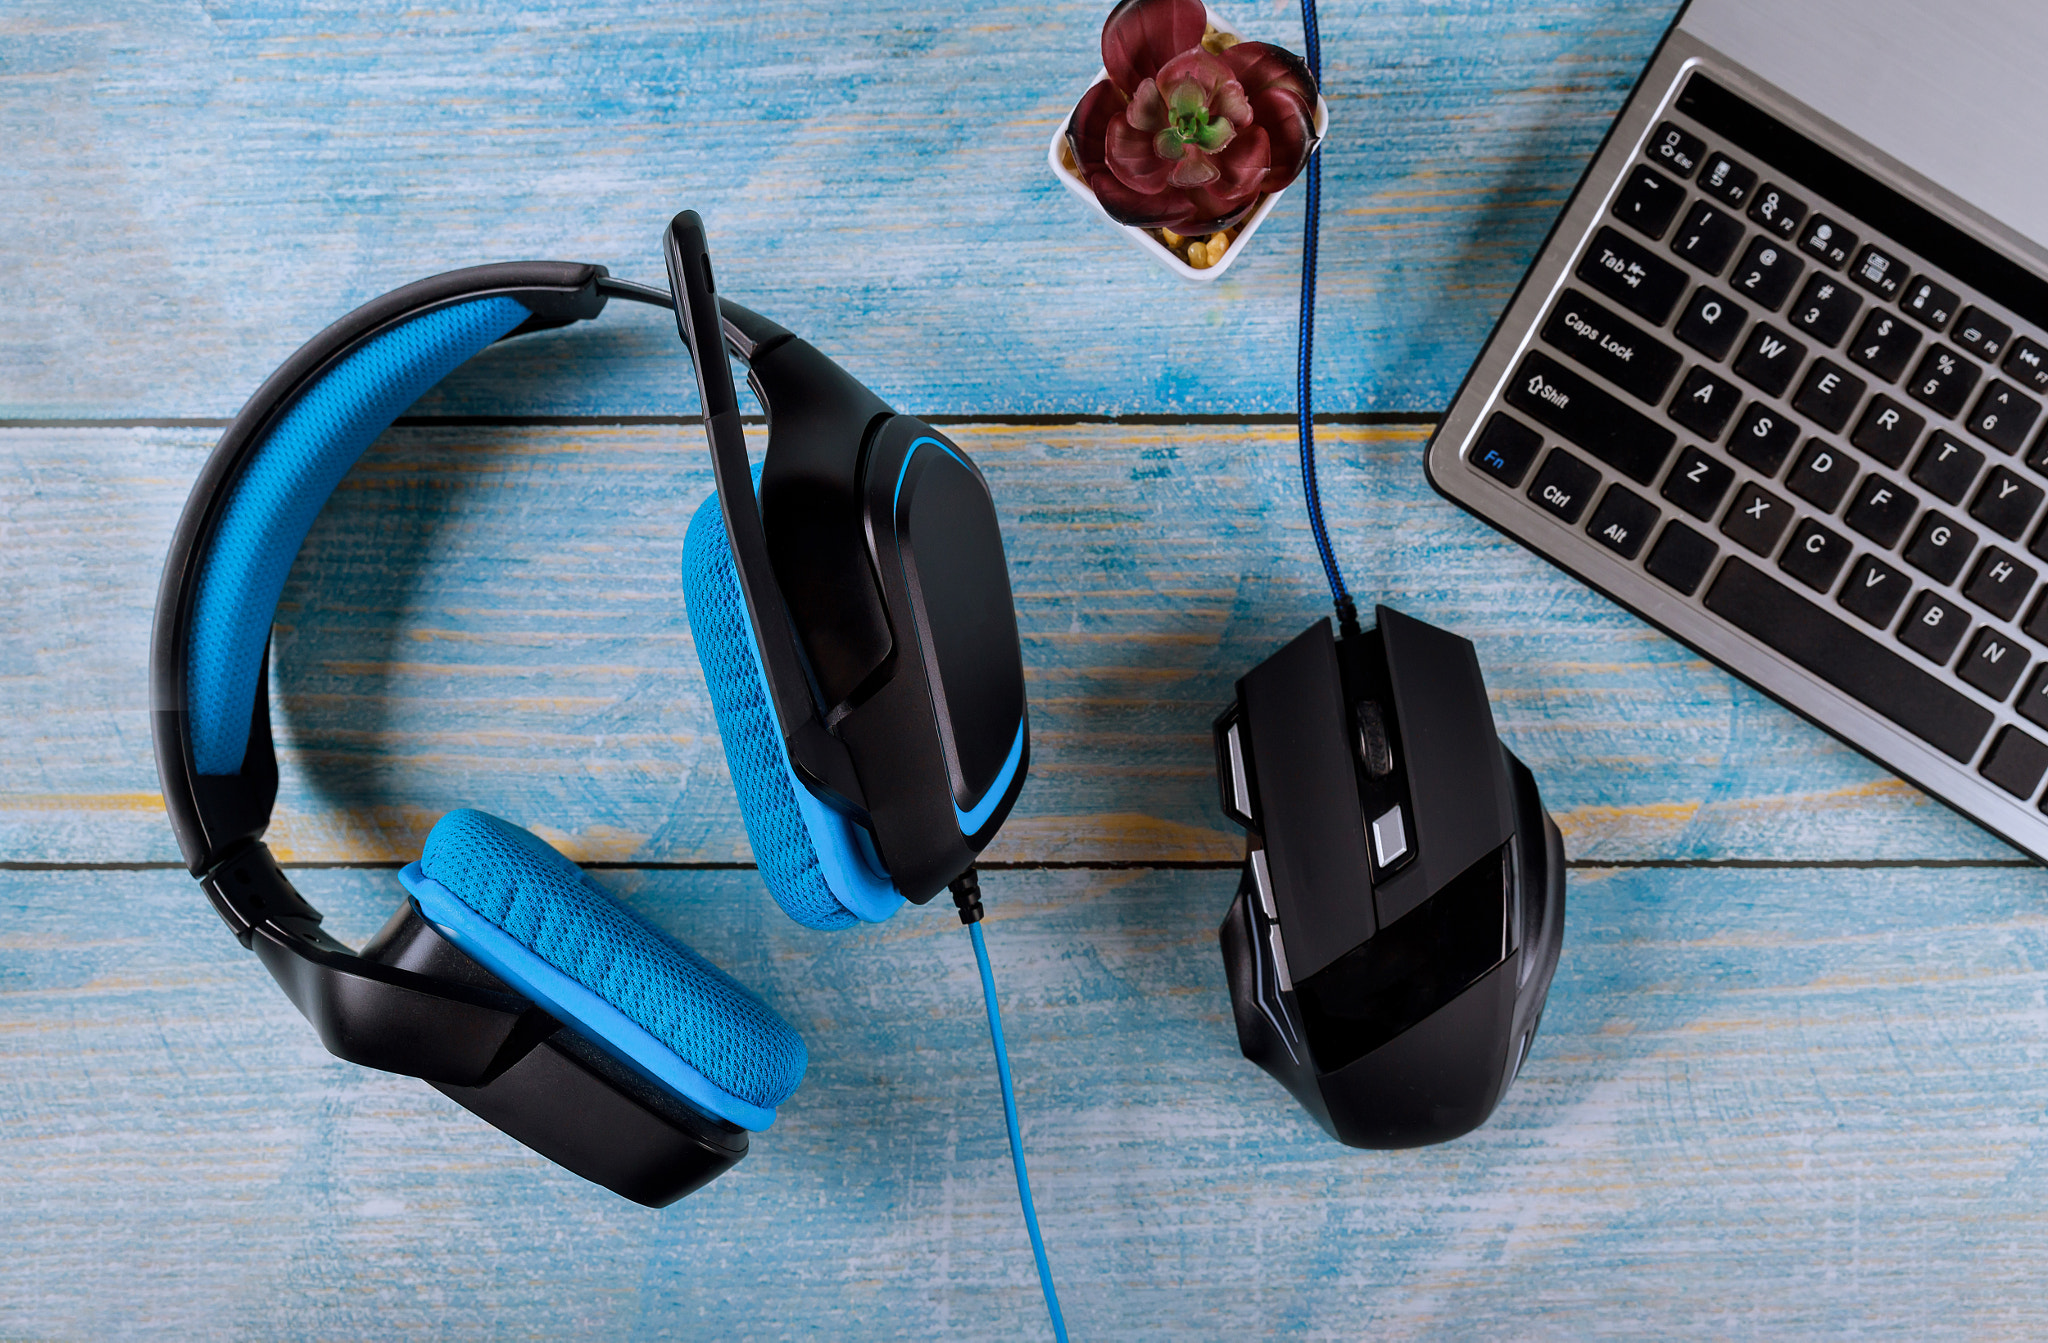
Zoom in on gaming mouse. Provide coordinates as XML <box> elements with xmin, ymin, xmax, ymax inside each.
<box><xmin>1212</xmin><ymin>604</ymin><xmax>1566</xmax><ymax>1148</ymax></box>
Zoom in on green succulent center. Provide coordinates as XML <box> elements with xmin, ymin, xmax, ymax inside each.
<box><xmin>1161</xmin><ymin>80</ymin><xmax>1231</xmax><ymax>152</ymax></box>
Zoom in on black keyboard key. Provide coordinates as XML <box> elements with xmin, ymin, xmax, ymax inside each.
<box><xmin>2029</xmin><ymin>515</ymin><xmax>2048</xmax><ymax>566</ymax></box>
<box><xmin>1798</xmin><ymin>214</ymin><xmax>1856</xmax><ymax>270</ymax></box>
<box><xmin>1960</xmin><ymin>630</ymin><xmax>2029</xmax><ymax>702</ymax></box>
<box><xmin>1850</xmin><ymin>395</ymin><xmax>1926</xmax><ymax>468</ymax></box>
<box><xmin>2018</xmin><ymin>664</ymin><xmax>2048</xmax><ymax>730</ymax></box>
<box><xmin>1612</xmin><ymin>164</ymin><xmax>1685</xmax><ymax>239</ymax></box>
<box><xmin>1848</xmin><ymin>310</ymin><xmax>1921</xmax><ymax>383</ymax></box>
<box><xmin>1962</xmin><ymin>547</ymin><xmax>2037</xmax><ymax>621</ymax></box>
<box><xmin>2003</xmin><ymin>336</ymin><xmax>2048</xmax><ymax>395</ymax></box>
<box><xmin>1699</xmin><ymin>152</ymin><xmax>1756</xmax><ymax>206</ymax></box>
<box><xmin>1787</xmin><ymin>273</ymin><xmax>1862</xmax><ymax>347</ymax></box>
<box><xmin>1729</xmin><ymin>236</ymin><xmax>1804</xmax><ymax>311</ymax></box>
<box><xmin>1903</xmin><ymin>511</ymin><xmax>1977</xmax><ymax>584</ymax></box>
<box><xmin>1577</xmin><ymin>227</ymin><xmax>1689</xmax><ymax>323</ymax></box>
<box><xmin>1648</xmin><ymin>121</ymin><xmax>1705</xmax><ymax>178</ymax></box>
<box><xmin>1780</xmin><ymin>518</ymin><xmax>1852</xmax><ymax>591</ymax></box>
<box><xmin>1786</xmin><ymin>438</ymin><xmax>1858</xmax><ymax>511</ymax></box>
<box><xmin>1669</xmin><ymin>366</ymin><xmax>1744</xmax><ymax>440</ymax></box>
<box><xmin>1791</xmin><ymin>359</ymin><xmax>1867</xmax><ymax>433</ymax></box>
<box><xmin>1673</xmin><ymin>286</ymin><xmax>1749</xmax><ymax>360</ymax></box>
<box><xmin>1586</xmin><ymin>484</ymin><xmax>1659</xmax><ymax>558</ymax></box>
<box><xmin>1469</xmin><ymin>413</ymin><xmax>1544</xmax><ymax>488</ymax></box>
<box><xmin>1900</xmin><ymin>275</ymin><xmax>1961</xmax><ymax>331</ymax></box>
<box><xmin>1729</xmin><ymin>402</ymin><xmax>1801</xmax><ymax>475</ymax></box>
<box><xmin>1731</xmin><ymin>323</ymin><xmax>1808</xmax><ymax>398</ymax></box>
<box><xmin>1967</xmin><ymin>380</ymin><xmax>2041</xmax><ymax>454</ymax></box>
<box><xmin>1645</xmin><ymin>520</ymin><xmax>1718</xmax><ymax>595</ymax></box>
<box><xmin>1661</xmin><ymin>446</ymin><xmax>1736</xmax><ymax>521</ymax></box>
<box><xmin>1907</xmin><ymin>345</ymin><xmax>1982</xmax><ymax>418</ymax></box>
<box><xmin>1980</xmin><ymin>726</ymin><xmax>2048</xmax><ymax>797</ymax></box>
<box><xmin>1721</xmin><ymin>482</ymin><xmax>1793</xmax><ymax>555</ymax></box>
<box><xmin>1705</xmin><ymin>558</ymin><xmax>1993</xmax><ymax>761</ymax></box>
<box><xmin>1900</xmin><ymin>591</ymin><xmax>1970</xmax><ymax>665</ymax></box>
<box><xmin>1955</xmin><ymin>306</ymin><xmax>2012</xmax><ymax>361</ymax></box>
<box><xmin>1969</xmin><ymin>467</ymin><xmax>2044</xmax><ymax>540</ymax></box>
<box><xmin>1844</xmin><ymin>474</ymin><xmax>1921</xmax><ymax>547</ymax></box>
<box><xmin>1507</xmin><ymin>352</ymin><xmax>1679</xmax><ymax>484</ymax></box>
<box><xmin>1840</xmin><ymin>555</ymin><xmax>1910</xmax><ymax>628</ymax></box>
<box><xmin>1667</xmin><ymin>201</ymin><xmax>1745</xmax><ymax>276</ymax></box>
<box><xmin>1540</xmin><ymin>289</ymin><xmax>1684</xmax><ymax>403</ymax></box>
<box><xmin>1527</xmin><ymin>448</ymin><xmax>1601</xmax><ymax>524</ymax></box>
<box><xmin>1851</xmin><ymin>243</ymin><xmax>1907</xmax><ymax>300</ymax></box>
<box><xmin>1909</xmin><ymin>432</ymin><xmax>1985</xmax><ymax>505</ymax></box>
<box><xmin>1747</xmin><ymin>183</ymin><xmax>1806</xmax><ymax>240</ymax></box>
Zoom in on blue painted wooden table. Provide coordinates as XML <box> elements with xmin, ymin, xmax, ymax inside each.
<box><xmin>8</xmin><ymin>1</ymin><xmax>2047</xmax><ymax>1336</ymax></box>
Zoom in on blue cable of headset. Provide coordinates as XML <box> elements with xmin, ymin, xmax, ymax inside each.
<box><xmin>1296</xmin><ymin>0</ymin><xmax>1355</xmax><ymax>632</ymax></box>
<box><xmin>951</xmin><ymin>871</ymin><xmax>1068</xmax><ymax>1342</ymax></box>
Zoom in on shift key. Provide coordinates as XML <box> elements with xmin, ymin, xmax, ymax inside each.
<box><xmin>1576</xmin><ymin>226</ymin><xmax>1689</xmax><ymax>324</ymax></box>
<box><xmin>1504</xmin><ymin>351</ymin><xmax>1679</xmax><ymax>484</ymax></box>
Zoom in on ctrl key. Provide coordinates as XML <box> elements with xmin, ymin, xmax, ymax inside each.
<box><xmin>1527</xmin><ymin>449</ymin><xmax>1601</xmax><ymax>524</ymax></box>
<box><xmin>1469</xmin><ymin>413</ymin><xmax>1543</xmax><ymax>487</ymax></box>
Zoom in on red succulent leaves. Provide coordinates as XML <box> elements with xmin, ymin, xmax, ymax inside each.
<box><xmin>1068</xmin><ymin>0</ymin><xmax>1319</xmax><ymax>233</ymax></box>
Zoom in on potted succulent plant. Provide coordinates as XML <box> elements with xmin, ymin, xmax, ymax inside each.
<box><xmin>1048</xmin><ymin>0</ymin><xmax>1329</xmax><ymax>281</ymax></box>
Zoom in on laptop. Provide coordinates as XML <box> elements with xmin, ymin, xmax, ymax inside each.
<box><xmin>1426</xmin><ymin>0</ymin><xmax>2048</xmax><ymax>862</ymax></box>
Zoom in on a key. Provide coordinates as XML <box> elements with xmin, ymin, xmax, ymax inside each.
<box><xmin>1851</xmin><ymin>244</ymin><xmax>1906</xmax><ymax>299</ymax></box>
<box><xmin>1669</xmin><ymin>366</ymin><xmax>1744</xmax><ymax>440</ymax></box>
<box><xmin>1791</xmin><ymin>359</ymin><xmax>1867</xmax><ymax>433</ymax></box>
<box><xmin>1848</xmin><ymin>309</ymin><xmax>1922</xmax><ymax>383</ymax></box>
<box><xmin>1721</xmin><ymin>482</ymin><xmax>1793</xmax><ymax>555</ymax></box>
<box><xmin>1747</xmin><ymin>183</ymin><xmax>1806</xmax><ymax>240</ymax></box>
<box><xmin>1648</xmin><ymin>121</ymin><xmax>1705</xmax><ymax>178</ymax></box>
<box><xmin>1788</xmin><ymin>273</ymin><xmax>1862</xmax><ymax>347</ymax></box>
<box><xmin>1786</xmin><ymin>438</ymin><xmax>1858</xmax><ymax>511</ymax></box>
<box><xmin>1967</xmin><ymin>380</ymin><xmax>2041</xmax><ymax>454</ymax></box>
<box><xmin>1673</xmin><ymin>286</ymin><xmax>1749</xmax><ymax>360</ymax></box>
<box><xmin>1661</xmin><ymin>445</ymin><xmax>1736</xmax><ymax>520</ymax></box>
<box><xmin>1962</xmin><ymin>547</ymin><xmax>2037</xmax><ymax>621</ymax></box>
<box><xmin>1779</xmin><ymin>517</ymin><xmax>1851</xmax><ymax>591</ymax></box>
<box><xmin>1899</xmin><ymin>591</ymin><xmax>1970</xmax><ymax>665</ymax></box>
<box><xmin>1903</xmin><ymin>510</ymin><xmax>1978</xmax><ymax>584</ymax></box>
<box><xmin>1731</xmin><ymin>323</ymin><xmax>1808</xmax><ymax>397</ymax></box>
<box><xmin>1577</xmin><ymin>226</ymin><xmax>1690</xmax><ymax>323</ymax></box>
<box><xmin>1699</xmin><ymin>152</ymin><xmax>1757</xmax><ymax>206</ymax></box>
<box><xmin>1850</xmin><ymin>395</ymin><xmax>1925</xmax><ymax>468</ymax></box>
<box><xmin>1613</xmin><ymin>164</ymin><xmax>1685</xmax><ymax>239</ymax></box>
<box><xmin>1840</xmin><ymin>555</ymin><xmax>1910</xmax><ymax>628</ymax></box>
<box><xmin>1910</xmin><ymin>432</ymin><xmax>1985</xmax><ymax>505</ymax></box>
<box><xmin>1907</xmin><ymin>345</ymin><xmax>1983</xmax><ymax>419</ymax></box>
<box><xmin>1667</xmin><ymin>201</ymin><xmax>1746</xmax><ymax>276</ymax></box>
<box><xmin>1901</xmin><ymin>275</ymin><xmax>1961</xmax><ymax>331</ymax></box>
<box><xmin>1729</xmin><ymin>236</ymin><xmax>1804</xmax><ymax>310</ymax></box>
<box><xmin>1705</xmin><ymin>558</ymin><xmax>1991</xmax><ymax>760</ymax></box>
<box><xmin>1954</xmin><ymin>306</ymin><xmax>2011</xmax><ymax>361</ymax></box>
<box><xmin>1798</xmin><ymin>214</ymin><xmax>1856</xmax><ymax>270</ymax></box>
<box><xmin>1844</xmin><ymin>475</ymin><xmax>1921</xmax><ymax>547</ymax></box>
<box><xmin>1968</xmin><ymin>466</ymin><xmax>2044</xmax><ymax>541</ymax></box>
<box><xmin>1507</xmin><ymin>352</ymin><xmax>1679</xmax><ymax>483</ymax></box>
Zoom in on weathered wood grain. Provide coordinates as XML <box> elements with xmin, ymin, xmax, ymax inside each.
<box><xmin>1</xmin><ymin>421</ymin><xmax>2012</xmax><ymax>867</ymax></box>
<box><xmin>0</xmin><ymin>0</ymin><xmax>1677</xmax><ymax>418</ymax></box>
<box><xmin>6</xmin><ymin>863</ymin><xmax>2048</xmax><ymax>1338</ymax></box>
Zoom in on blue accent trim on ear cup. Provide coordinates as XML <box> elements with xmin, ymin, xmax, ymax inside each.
<box><xmin>681</xmin><ymin>482</ymin><xmax>906</xmax><ymax>929</ymax></box>
<box><xmin>400</xmin><ymin>863</ymin><xmax>779</xmax><ymax>1132</ymax></box>
<box><xmin>185</xmin><ymin>296</ymin><xmax>531</xmax><ymax>774</ymax></box>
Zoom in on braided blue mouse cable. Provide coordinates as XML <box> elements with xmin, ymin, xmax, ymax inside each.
<box><xmin>1296</xmin><ymin>0</ymin><xmax>1357</xmax><ymax>632</ymax></box>
<box><xmin>950</xmin><ymin>870</ymin><xmax>1068</xmax><ymax>1342</ymax></box>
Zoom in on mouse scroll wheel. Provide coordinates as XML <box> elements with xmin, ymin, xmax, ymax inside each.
<box><xmin>1354</xmin><ymin>700</ymin><xmax>1393</xmax><ymax>778</ymax></box>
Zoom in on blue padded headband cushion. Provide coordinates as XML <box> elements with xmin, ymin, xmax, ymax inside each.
<box><xmin>186</xmin><ymin>296</ymin><xmax>531</xmax><ymax>774</ymax></box>
<box><xmin>399</xmin><ymin>808</ymin><xmax>806</xmax><ymax>1132</ymax></box>
<box><xmin>680</xmin><ymin>483</ymin><xmax>905</xmax><ymax>930</ymax></box>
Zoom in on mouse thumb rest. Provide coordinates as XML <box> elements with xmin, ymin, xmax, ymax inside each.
<box><xmin>1213</xmin><ymin>605</ymin><xmax>1568</xmax><ymax>1148</ymax></box>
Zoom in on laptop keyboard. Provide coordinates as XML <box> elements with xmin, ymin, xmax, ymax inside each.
<box><xmin>1458</xmin><ymin>72</ymin><xmax>2048</xmax><ymax>813</ymax></box>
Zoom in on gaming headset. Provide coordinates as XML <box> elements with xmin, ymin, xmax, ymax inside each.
<box><xmin>148</xmin><ymin>215</ymin><xmax>1035</xmax><ymax>1211</ymax></box>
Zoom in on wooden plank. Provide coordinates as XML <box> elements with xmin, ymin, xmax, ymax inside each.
<box><xmin>1</xmin><ymin>421</ymin><xmax>2011</xmax><ymax>866</ymax></box>
<box><xmin>0</xmin><ymin>0</ymin><xmax>1678</xmax><ymax>418</ymax></box>
<box><xmin>5</xmin><ymin>863</ymin><xmax>2048</xmax><ymax>1336</ymax></box>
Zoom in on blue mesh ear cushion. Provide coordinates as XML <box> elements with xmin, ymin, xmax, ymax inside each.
<box><xmin>398</xmin><ymin>808</ymin><xmax>806</xmax><ymax>1132</ymax></box>
<box><xmin>680</xmin><ymin>482</ymin><xmax>906</xmax><ymax>930</ymax></box>
<box><xmin>186</xmin><ymin>296</ymin><xmax>531</xmax><ymax>774</ymax></box>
